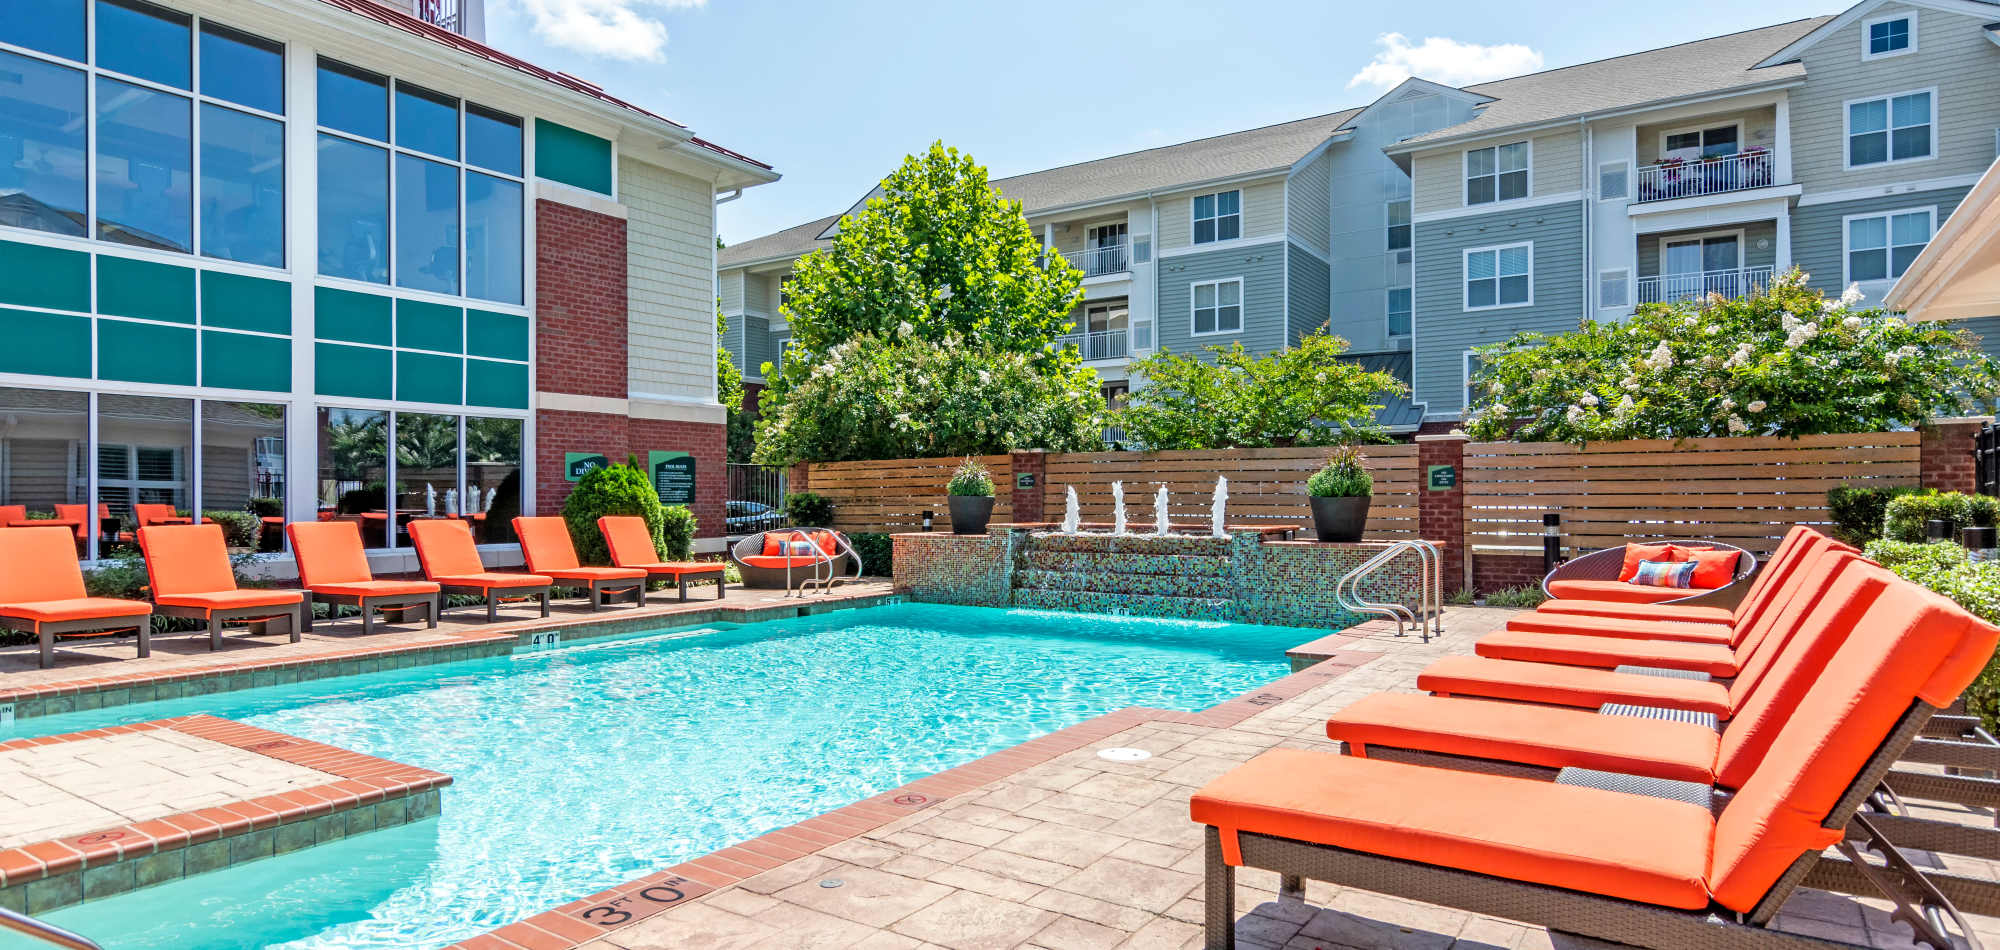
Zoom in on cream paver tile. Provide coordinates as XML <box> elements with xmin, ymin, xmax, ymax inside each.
<box><xmin>773</xmin><ymin>865</ymin><xmax>954</xmax><ymax>929</ymax></box>
<box><xmin>1031</xmin><ymin>914</ymin><xmax>1128</xmax><ymax>950</ymax></box>
<box><xmin>597</xmin><ymin>901</ymin><xmax>781</xmax><ymax>949</ymax></box>
<box><xmin>888</xmin><ymin>889</ymin><xmax>1056</xmax><ymax>949</ymax></box>
<box><xmin>1055</xmin><ymin>857</ymin><xmax>1199</xmax><ymax>914</ymax></box>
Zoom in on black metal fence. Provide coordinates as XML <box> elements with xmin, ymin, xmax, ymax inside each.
<box><xmin>1979</xmin><ymin>422</ymin><xmax>1998</xmax><ymax>497</ymax></box>
<box><xmin>725</xmin><ymin>463</ymin><xmax>788</xmax><ymax>537</ymax></box>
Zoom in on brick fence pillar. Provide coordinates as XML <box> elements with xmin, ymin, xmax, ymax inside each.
<box><xmin>1415</xmin><ymin>432</ymin><xmax>1469</xmax><ymax>593</ymax></box>
<box><xmin>1010</xmin><ymin>450</ymin><xmax>1046</xmax><ymax>524</ymax></box>
<box><xmin>1921</xmin><ymin>417</ymin><xmax>1993</xmax><ymax>494</ymax></box>
<box><xmin>786</xmin><ymin>462</ymin><xmax>811</xmax><ymax>496</ymax></box>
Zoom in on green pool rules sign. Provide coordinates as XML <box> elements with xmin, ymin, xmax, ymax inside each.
<box><xmin>649</xmin><ymin>451</ymin><xmax>697</xmax><ymax>505</ymax></box>
<box><xmin>565</xmin><ymin>453</ymin><xmax>611</xmax><ymax>481</ymax></box>
<box><xmin>1427</xmin><ymin>464</ymin><xmax>1458</xmax><ymax>491</ymax></box>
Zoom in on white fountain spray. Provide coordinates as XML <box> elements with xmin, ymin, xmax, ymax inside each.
<box><xmin>1153</xmin><ymin>484</ymin><xmax>1170</xmax><ymax>536</ymax></box>
<box><xmin>1111</xmin><ymin>481</ymin><xmax>1127</xmax><ymax>536</ymax></box>
<box><xmin>445</xmin><ymin>488</ymin><xmax>458</xmax><ymax>517</ymax></box>
<box><xmin>424</xmin><ymin>483</ymin><xmax>437</xmax><ymax>517</ymax></box>
<box><xmin>1211</xmin><ymin>476</ymin><xmax>1228</xmax><ymax>538</ymax></box>
<box><xmin>1061</xmin><ymin>486</ymin><xmax>1080</xmax><ymax>534</ymax></box>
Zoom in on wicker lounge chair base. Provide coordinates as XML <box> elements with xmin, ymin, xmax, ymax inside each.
<box><xmin>151</xmin><ymin>603</ymin><xmax>305</xmax><ymax>649</ymax></box>
<box><xmin>437</xmin><ymin>584</ymin><xmax>551</xmax><ymax>621</ymax></box>
<box><xmin>4</xmin><ymin>616</ymin><xmax>153</xmax><ymax>669</ymax></box>
<box><xmin>301</xmin><ymin>593</ymin><xmax>440</xmax><ymax>634</ymax></box>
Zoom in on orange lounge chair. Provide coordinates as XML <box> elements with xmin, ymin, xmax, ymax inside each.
<box><xmin>408</xmin><ymin>519</ymin><xmax>552</xmax><ymax>621</ymax></box>
<box><xmin>0</xmin><ymin>526</ymin><xmax>154</xmax><ymax>667</ymax></box>
<box><xmin>1191</xmin><ymin>560</ymin><xmax>1998</xmax><ymax>950</ymax></box>
<box><xmin>286</xmin><ymin>521</ymin><xmax>441</xmax><ymax>633</ymax></box>
<box><xmin>513</xmin><ymin>517</ymin><xmax>647</xmax><ymax>610</ymax></box>
<box><xmin>132</xmin><ymin>503</ymin><xmax>203</xmax><ymax>529</ymax></box>
<box><xmin>0</xmin><ymin>505</ymin><xmax>25</xmax><ymax>527</ymax></box>
<box><xmin>137</xmin><ymin>524</ymin><xmax>305</xmax><ymax>649</ymax></box>
<box><xmin>598</xmin><ymin>515</ymin><xmax>726</xmax><ymax>602</ymax></box>
<box><xmin>51</xmin><ymin>502</ymin><xmax>112</xmax><ymax>542</ymax></box>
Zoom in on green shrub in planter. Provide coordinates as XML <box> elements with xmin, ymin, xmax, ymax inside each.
<box><xmin>1306</xmin><ymin>446</ymin><xmax>1373</xmax><ymax>497</ymax></box>
<box><xmin>202</xmin><ymin>510</ymin><xmax>261</xmax><ymax>549</ymax></box>
<box><xmin>659</xmin><ymin>505</ymin><xmax>697</xmax><ymax>561</ymax></box>
<box><xmin>248</xmin><ymin>497</ymin><xmax>283</xmax><ymax>518</ymax></box>
<box><xmin>561</xmin><ymin>463</ymin><xmax>665</xmax><ymax>565</ymax></box>
<box><xmin>784</xmin><ymin>491</ymin><xmax>835</xmax><ymax>528</ymax></box>
<box><xmin>1825</xmin><ymin>483</ymin><xmax>1920</xmax><ymax>544</ymax></box>
<box><xmin>946</xmin><ymin>457</ymin><xmax>996</xmax><ymax>497</ymax></box>
<box><xmin>1884</xmin><ymin>490</ymin><xmax>1980</xmax><ymax>542</ymax></box>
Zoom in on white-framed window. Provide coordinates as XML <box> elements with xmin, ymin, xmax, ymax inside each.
<box><xmin>1464</xmin><ymin>242</ymin><xmax>1532</xmax><ymax>310</ymax></box>
<box><xmin>1862</xmin><ymin>12</ymin><xmax>1916</xmax><ymax>60</ymax></box>
<box><xmin>1661</xmin><ymin>123</ymin><xmax>1741</xmax><ymax>162</ymax></box>
<box><xmin>1599</xmin><ymin>269</ymin><xmax>1631</xmax><ymax>309</ymax></box>
<box><xmin>1386</xmin><ymin>199</ymin><xmax>1411</xmax><ymax>251</ymax></box>
<box><xmin>97</xmin><ymin>443</ymin><xmax>186</xmax><ymax>509</ymax></box>
<box><xmin>1387</xmin><ymin>286</ymin><xmax>1412</xmax><ymax>337</ymax></box>
<box><xmin>1844</xmin><ymin>207</ymin><xmax>1934</xmax><ymax>284</ymax></box>
<box><xmin>1598</xmin><ymin>161</ymin><xmax>1630</xmax><ymax>201</ymax></box>
<box><xmin>1846</xmin><ymin>89</ymin><xmax>1934</xmax><ymax>168</ymax></box>
<box><xmin>1463</xmin><ymin>351</ymin><xmax>1485</xmax><ymax>411</ymax></box>
<box><xmin>1190</xmin><ymin>277</ymin><xmax>1243</xmax><ymax>335</ymax></box>
<box><xmin>1465</xmin><ymin>142</ymin><xmax>1529</xmax><ymax>205</ymax></box>
<box><xmin>1192</xmin><ymin>190</ymin><xmax>1240</xmax><ymax>244</ymax></box>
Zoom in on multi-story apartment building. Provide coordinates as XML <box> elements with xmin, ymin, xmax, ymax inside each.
<box><xmin>0</xmin><ymin>0</ymin><xmax>776</xmax><ymax>565</ymax></box>
<box><xmin>720</xmin><ymin>0</ymin><xmax>2000</xmax><ymax>433</ymax></box>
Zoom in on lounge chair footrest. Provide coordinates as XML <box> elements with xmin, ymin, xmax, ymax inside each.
<box><xmin>1615</xmin><ymin>665</ymin><xmax>1714</xmax><ymax>681</ymax></box>
<box><xmin>1555</xmin><ymin>767</ymin><xmax>1717</xmax><ymax>810</ymax></box>
<box><xmin>1600</xmin><ymin>703</ymin><xmax>1721</xmax><ymax>731</ymax></box>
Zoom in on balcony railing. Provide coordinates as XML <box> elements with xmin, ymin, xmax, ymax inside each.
<box><xmin>1635</xmin><ymin>151</ymin><xmax>1775</xmax><ymax>203</ymax></box>
<box><xmin>1061</xmin><ymin>328</ymin><xmax>1130</xmax><ymax>361</ymax></box>
<box><xmin>404</xmin><ymin>0</ymin><xmax>465</xmax><ymax>34</ymax></box>
<box><xmin>1067</xmin><ymin>244</ymin><xmax>1130</xmax><ymax>278</ymax></box>
<box><xmin>1637</xmin><ymin>265</ymin><xmax>1775</xmax><ymax>305</ymax></box>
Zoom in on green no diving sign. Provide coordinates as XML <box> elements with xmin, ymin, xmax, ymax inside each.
<box><xmin>565</xmin><ymin>453</ymin><xmax>611</xmax><ymax>481</ymax></box>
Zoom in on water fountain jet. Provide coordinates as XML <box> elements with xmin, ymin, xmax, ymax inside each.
<box><xmin>1153</xmin><ymin>485</ymin><xmax>1170</xmax><ymax>537</ymax></box>
<box><xmin>1211</xmin><ymin>477</ymin><xmax>1228</xmax><ymax>538</ymax></box>
<box><xmin>1061</xmin><ymin>487</ymin><xmax>1080</xmax><ymax>534</ymax></box>
<box><xmin>1111</xmin><ymin>482</ymin><xmax>1127</xmax><ymax>536</ymax></box>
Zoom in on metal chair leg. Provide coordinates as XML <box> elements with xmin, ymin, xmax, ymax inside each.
<box><xmin>1204</xmin><ymin>827</ymin><xmax>1235</xmax><ymax>950</ymax></box>
<box><xmin>208</xmin><ymin>616</ymin><xmax>222</xmax><ymax>651</ymax></box>
<box><xmin>426</xmin><ymin>596</ymin><xmax>438</xmax><ymax>629</ymax></box>
<box><xmin>361</xmin><ymin>602</ymin><xmax>374</xmax><ymax>636</ymax></box>
<box><xmin>539</xmin><ymin>591</ymin><xmax>549</xmax><ymax>617</ymax></box>
<box><xmin>38</xmin><ymin>629</ymin><xmax>52</xmax><ymax>669</ymax></box>
<box><xmin>135</xmin><ymin>623</ymin><xmax>150</xmax><ymax>659</ymax></box>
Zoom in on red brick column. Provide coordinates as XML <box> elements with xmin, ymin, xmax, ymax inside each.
<box><xmin>534</xmin><ymin>409</ymin><xmax>631</xmax><ymax>516</ymax></box>
<box><xmin>1921</xmin><ymin>417</ymin><xmax>1991</xmax><ymax>495</ymax></box>
<box><xmin>1009</xmin><ymin>450</ymin><xmax>1046</xmax><ymax>524</ymax></box>
<box><xmin>534</xmin><ymin>200</ymin><xmax>628</xmax><ymax>401</ymax></box>
<box><xmin>787</xmin><ymin>462</ymin><xmax>811</xmax><ymax>494</ymax></box>
<box><xmin>1416</xmin><ymin>432</ymin><xmax>1468</xmax><ymax>592</ymax></box>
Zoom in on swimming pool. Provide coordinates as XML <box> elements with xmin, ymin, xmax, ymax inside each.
<box><xmin>7</xmin><ymin>603</ymin><xmax>1313</xmax><ymax>949</ymax></box>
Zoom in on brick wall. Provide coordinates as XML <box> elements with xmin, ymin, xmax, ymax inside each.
<box><xmin>1922</xmin><ymin>419</ymin><xmax>1988</xmax><ymax>495</ymax></box>
<box><xmin>629</xmin><ymin>416</ymin><xmax>726</xmax><ymax>542</ymax></box>
<box><xmin>533</xmin><ymin>410</ymin><xmax>727</xmax><ymax>541</ymax></box>
<box><xmin>1010</xmin><ymin>450</ymin><xmax>1045</xmax><ymax>524</ymax></box>
<box><xmin>1472</xmin><ymin>553</ymin><xmax>1544</xmax><ymax>596</ymax></box>
<box><xmin>535</xmin><ymin>199</ymin><xmax>628</xmax><ymax>400</ymax></box>
<box><xmin>1416</xmin><ymin>434</ymin><xmax>1466</xmax><ymax>588</ymax></box>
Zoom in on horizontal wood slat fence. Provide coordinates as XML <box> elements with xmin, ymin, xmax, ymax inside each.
<box><xmin>1042</xmin><ymin>447</ymin><xmax>1419</xmax><ymax>539</ymax></box>
<box><xmin>1463</xmin><ymin>432</ymin><xmax>1921</xmax><ymax>557</ymax></box>
<box><xmin>809</xmin><ymin>455</ymin><xmax>1013</xmax><ymax>533</ymax></box>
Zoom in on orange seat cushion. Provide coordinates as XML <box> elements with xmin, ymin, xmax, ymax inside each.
<box><xmin>308</xmin><ymin>580</ymin><xmax>440</xmax><ymax>598</ymax></box>
<box><xmin>409</xmin><ymin>519</ymin><xmax>489</xmax><ymax>579</ymax></box>
<box><xmin>541</xmin><ymin>567</ymin><xmax>647</xmax><ymax>582</ymax></box>
<box><xmin>1327</xmin><ymin>693</ymin><xmax>1722</xmax><ymax>785</ymax></box>
<box><xmin>434</xmin><ymin>572</ymin><xmax>553</xmax><ymax>590</ymax></box>
<box><xmin>0</xmin><ymin>597</ymin><xmax>152</xmax><ymax>624</ymax></box>
<box><xmin>1475</xmin><ymin>629</ymin><xmax>1741</xmax><ymax>677</ymax></box>
<box><xmin>515</xmin><ymin>517</ymin><xmax>586</xmax><ymax>572</ymax></box>
<box><xmin>287</xmin><ymin>522</ymin><xmax>377</xmax><ymax>587</ymax></box>
<box><xmin>1504</xmin><ymin>612</ymin><xmax>1735</xmax><ymax>645</ymax></box>
<box><xmin>741</xmin><ymin>555</ymin><xmax>830</xmax><ymax>569</ymax></box>
<box><xmin>1685</xmin><ymin>549</ymin><xmax>1743</xmax><ymax>589</ymax></box>
<box><xmin>0</xmin><ymin>526</ymin><xmax>91</xmax><ymax>602</ymax></box>
<box><xmin>1546</xmin><ymin>578</ymin><xmax>1710</xmax><ymax>603</ymax></box>
<box><xmin>138</xmin><ymin>524</ymin><xmax>241</xmax><ymax>597</ymax></box>
<box><xmin>1418</xmin><ymin>655</ymin><xmax>1734</xmax><ymax>718</ymax></box>
<box><xmin>155</xmin><ymin>589</ymin><xmax>304</xmax><ymax>612</ymax></box>
<box><xmin>598</xmin><ymin>516</ymin><xmax>661</xmax><ymax>569</ymax></box>
<box><xmin>1536</xmin><ymin>600</ymin><xmax>1734</xmax><ymax>625</ymax></box>
<box><xmin>1190</xmin><ymin>748</ymin><xmax>1714</xmax><ymax>910</ymax></box>
<box><xmin>1618</xmin><ymin>542</ymin><xmax>1687</xmax><ymax>582</ymax></box>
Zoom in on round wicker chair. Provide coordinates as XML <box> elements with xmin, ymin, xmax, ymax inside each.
<box><xmin>1542</xmin><ymin>540</ymin><xmax>1757</xmax><ymax>605</ymax></box>
<box><xmin>731</xmin><ymin>528</ymin><xmax>859</xmax><ymax>590</ymax></box>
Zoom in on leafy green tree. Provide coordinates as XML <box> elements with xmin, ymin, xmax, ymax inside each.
<box><xmin>1115</xmin><ymin>330</ymin><xmax>1405</xmax><ymax>449</ymax></box>
<box><xmin>754</xmin><ymin>143</ymin><xmax>1104</xmax><ymax>463</ymax></box>
<box><xmin>1465</xmin><ymin>271</ymin><xmax>2000</xmax><ymax>444</ymax></box>
<box><xmin>715</xmin><ymin>305</ymin><xmax>754</xmax><ymax>463</ymax></box>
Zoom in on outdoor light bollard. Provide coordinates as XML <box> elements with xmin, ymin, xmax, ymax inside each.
<box><xmin>921</xmin><ymin>510</ymin><xmax>934</xmax><ymax>532</ymax></box>
<box><xmin>1542</xmin><ymin>512</ymin><xmax>1562</xmax><ymax>576</ymax></box>
<box><xmin>1927</xmin><ymin>519</ymin><xmax>1953</xmax><ymax>542</ymax></box>
<box><xmin>1966</xmin><ymin>525</ymin><xmax>1998</xmax><ymax>563</ymax></box>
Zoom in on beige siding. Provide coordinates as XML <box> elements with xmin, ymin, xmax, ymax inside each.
<box><xmin>743</xmin><ymin>273</ymin><xmax>778</xmax><ymax>315</ymax></box>
<box><xmin>1532</xmin><ymin>130</ymin><xmax>1584</xmax><ymax>197</ymax></box>
<box><xmin>1790</xmin><ymin>2</ymin><xmax>2000</xmax><ymax>193</ymax></box>
<box><xmin>621</xmin><ymin>156</ymin><xmax>718</xmax><ymax>402</ymax></box>
<box><xmin>1156</xmin><ymin>177</ymin><xmax>1285</xmax><ymax>250</ymax></box>
<box><xmin>1412</xmin><ymin>149</ymin><xmax>1462</xmax><ymax>215</ymax></box>
<box><xmin>717</xmin><ymin>270</ymin><xmax>745</xmax><ymax>313</ymax></box>
<box><xmin>1287</xmin><ymin>150</ymin><xmax>1332</xmax><ymax>253</ymax></box>
<box><xmin>1411</xmin><ymin>129</ymin><xmax>1586</xmax><ymax>214</ymax></box>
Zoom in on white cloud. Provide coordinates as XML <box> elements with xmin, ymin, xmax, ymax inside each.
<box><xmin>1346</xmin><ymin>33</ymin><xmax>1544</xmax><ymax>90</ymax></box>
<box><xmin>515</xmin><ymin>0</ymin><xmax>705</xmax><ymax>62</ymax></box>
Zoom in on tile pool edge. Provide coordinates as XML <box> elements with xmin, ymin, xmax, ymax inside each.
<box><xmin>448</xmin><ymin>640</ymin><xmax>1385</xmax><ymax>950</ymax></box>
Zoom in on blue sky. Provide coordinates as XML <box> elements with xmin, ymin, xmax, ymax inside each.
<box><xmin>488</xmin><ymin>0</ymin><xmax>1840</xmax><ymax>245</ymax></box>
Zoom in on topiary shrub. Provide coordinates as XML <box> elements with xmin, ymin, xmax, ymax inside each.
<box><xmin>659</xmin><ymin>505</ymin><xmax>697</xmax><ymax>561</ymax></box>
<box><xmin>561</xmin><ymin>463</ymin><xmax>665</xmax><ymax>566</ymax></box>
<box><xmin>1884</xmin><ymin>491</ymin><xmax>1979</xmax><ymax>542</ymax></box>
<box><xmin>784</xmin><ymin>491</ymin><xmax>835</xmax><ymax>528</ymax></box>
<box><xmin>247</xmin><ymin>497</ymin><xmax>283</xmax><ymax>518</ymax></box>
<box><xmin>1825</xmin><ymin>484</ymin><xmax>1921</xmax><ymax>544</ymax></box>
<box><xmin>847</xmin><ymin>532</ymin><xmax>893</xmax><ymax>576</ymax></box>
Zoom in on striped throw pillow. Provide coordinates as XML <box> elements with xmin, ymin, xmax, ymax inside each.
<box><xmin>1630</xmin><ymin>559</ymin><xmax>1699</xmax><ymax>589</ymax></box>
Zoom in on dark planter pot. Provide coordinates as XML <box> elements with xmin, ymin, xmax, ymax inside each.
<box><xmin>948</xmin><ymin>495</ymin><xmax>995</xmax><ymax>535</ymax></box>
<box><xmin>1310</xmin><ymin>495</ymin><xmax>1371</xmax><ymax>543</ymax></box>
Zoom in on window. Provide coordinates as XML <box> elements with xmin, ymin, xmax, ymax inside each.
<box><xmin>0</xmin><ymin>50</ymin><xmax>88</xmax><ymax>237</ymax></box>
<box><xmin>316</xmin><ymin>58</ymin><xmax>524</xmax><ymax>303</ymax></box>
<box><xmin>318</xmin><ymin>407</ymin><xmax>389</xmax><ymax>548</ymax></box>
<box><xmin>1386</xmin><ymin>199</ymin><xmax>1411</xmax><ymax>251</ymax></box>
<box><xmin>200</xmin><ymin>103</ymin><xmax>284</xmax><ymax>267</ymax></box>
<box><xmin>199</xmin><ymin>22</ymin><xmax>283</xmax><ymax>115</ymax></box>
<box><xmin>1192</xmin><ymin>190</ymin><xmax>1240</xmax><ymax>244</ymax></box>
<box><xmin>200</xmin><ymin>401</ymin><xmax>285</xmax><ymax>552</ymax></box>
<box><xmin>96</xmin><ymin>394</ymin><xmax>193</xmax><ymax>532</ymax></box>
<box><xmin>1864</xmin><ymin>14</ymin><xmax>1914</xmax><ymax>59</ymax></box>
<box><xmin>96</xmin><ymin>76</ymin><xmax>192</xmax><ymax>252</ymax></box>
<box><xmin>1387</xmin><ymin>286</ymin><xmax>1412</xmax><ymax>337</ymax></box>
<box><xmin>96</xmin><ymin>0</ymin><xmax>190</xmax><ymax>90</ymax></box>
<box><xmin>1466</xmin><ymin>142</ymin><xmax>1528</xmax><ymax>205</ymax></box>
<box><xmin>1464</xmin><ymin>243</ymin><xmax>1531</xmax><ymax>310</ymax></box>
<box><xmin>2</xmin><ymin>0</ymin><xmax>85</xmax><ymax>61</ymax></box>
<box><xmin>1191</xmin><ymin>278</ymin><xmax>1242</xmax><ymax>335</ymax></box>
<box><xmin>466</xmin><ymin>416</ymin><xmax>522</xmax><ymax>543</ymax></box>
<box><xmin>1599</xmin><ymin>269</ymin><xmax>1630</xmax><ymax>309</ymax></box>
<box><xmin>1598</xmin><ymin>162</ymin><xmax>1629</xmax><ymax>201</ymax></box>
<box><xmin>1662</xmin><ymin>124</ymin><xmax>1738</xmax><ymax>161</ymax></box>
<box><xmin>0</xmin><ymin>387</ymin><xmax>87</xmax><ymax>560</ymax></box>
<box><xmin>1846</xmin><ymin>208</ymin><xmax>1933</xmax><ymax>283</ymax></box>
<box><xmin>1464</xmin><ymin>352</ymin><xmax>1485</xmax><ymax>411</ymax></box>
<box><xmin>1848</xmin><ymin>90</ymin><xmax>1933</xmax><ymax>167</ymax></box>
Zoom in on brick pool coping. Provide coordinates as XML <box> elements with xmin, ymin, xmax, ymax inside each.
<box><xmin>0</xmin><ymin>714</ymin><xmax>450</xmax><ymax>914</ymax></box>
<box><xmin>444</xmin><ymin>636</ymin><xmax>1388</xmax><ymax>950</ymax></box>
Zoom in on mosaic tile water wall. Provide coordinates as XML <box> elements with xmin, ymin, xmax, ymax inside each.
<box><xmin>891</xmin><ymin>528</ymin><xmax>1434</xmax><ymax>629</ymax></box>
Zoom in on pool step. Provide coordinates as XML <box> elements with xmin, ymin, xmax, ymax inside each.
<box><xmin>1013</xmin><ymin>568</ymin><xmax>1232</xmax><ymax>599</ymax></box>
<box><xmin>1019</xmin><ymin>550</ymin><xmax>1230</xmax><ymax>577</ymax></box>
<box><xmin>1025</xmin><ymin>534</ymin><xmax>1232</xmax><ymax>557</ymax></box>
<box><xmin>1012</xmin><ymin>588</ymin><xmax>1234</xmax><ymax>621</ymax></box>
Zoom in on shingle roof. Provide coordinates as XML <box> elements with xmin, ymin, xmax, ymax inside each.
<box><xmin>1393</xmin><ymin>17</ymin><xmax>1833</xmax><ymax>148</ymax></box>
<box><xmin>720</xmin><ymin>109</ymin><xmax>1362</xmax><ymax>267</ymax></box>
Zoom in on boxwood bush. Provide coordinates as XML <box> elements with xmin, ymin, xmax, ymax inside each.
<box><xmin>784</xmin><ymin>491</ymin><xmax>835</xmax><ymax>528</ymax></box>
<box><xmin>1824</xmin><ymin>483</ymin><xmax>1921</xmax><ymax>544</ymax></box>
<box><xmin>561</xmin><ymin>463</ymin><xmax>665</xmax><ymax>565</ymax></box>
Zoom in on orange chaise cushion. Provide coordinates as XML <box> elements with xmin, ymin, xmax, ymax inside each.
<box><xmin>741</xmin><ymin>555</ymin><xmax>829</xmax><ymax>569</ymax></box>
<box><xmin>286</xmin><ymin>521</ymin><xmax>376</xmax><ymax>588</ymax></box>
<box><xmin>308</xmin><ymin>579</ymin><xmax>440</xmax><ymax>598</ymax></box>
<box><xmin>0</xmin><ymin>597</ymin><xmax>152</xmax><ymax>624</ymax></box>
<box><xmin>514</xmin><ymin>517</ymin><xmax>584</xmax><ymax>572</ymax></box>
<box><xmin>598</xmin><ymin>516</ymin><xmax>659</xmax><ymax>568</ymax></box>
<box><xmin>1503</xmin><ymin>611</ymin><xmax>1735</xmax><ymax>644</ymax></box>
<box><xmin>540</xmin><ymin>566</ymin><xmax>646</xmax><ymax>582</ymax></box>
<box><xmin>1327</xmin><ymin>693</ymin><xmax>1723</xmax><ymax>785</ymax></box>
<box><xmin>1190</xmin><ymin>748</ymin><xmax>1714</xmax><ymax>909</ymax></box>
<box><xmin>138</xmin><ymin>524</ymin><xmax>240</xmax><ymax>596</ymax></box>
<box><xmin>1535</xmin><ymin>600</ymin><xmax>1735</xmax><ymax>625</ymax></box>
<box><xmin>154</xmin><ymin>588</ymin><xmax>303</xmax><ymax>611</ymax></box>
<box><xmin>432</xmin><ymin>571</ymin><xmax>552</xmax><ymax>590</ymax></box>
<box><xmin>1618</xmin><ymin>543</ymin><xmax>1686</xmax><ymax>582</ymax></box>
<box><xmin>1475</xmin><ymin>628</ymin><xmax>1740</xmax><ymax>677</ymax></box>
<box><xmin>1546</xmin><ymin>578</ymin><xmax>1703</xmax><ymax>604</ymax></box>
<box><xmin>1418</xmin><ymin>655</ymin><xmax>1734</xmax><ymax>718</ymax></box>
<box><xmin>639</xmin><ymin>562</ymin><xmax>726</xmax><ymax>576</ymax></box>
<box><xmin>408</xmin><ymin>519</ymin><xmax>489</xmax><ymax>579</ymax></box>
<box><xmin>0</xmin><ymin>526</ymin><xmax>91</xmax><ymax>603</ymax></box>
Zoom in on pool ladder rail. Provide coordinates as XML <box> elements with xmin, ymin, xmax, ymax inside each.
<box><xmin>1333</xmin><ymin>540</ymin><xmax>1444</xmax><ymax>643</ymax></box>
<box><xmin>0</xmin><ymin>907</ymin><xmax>101</xmax><ymax>950</ymax></box>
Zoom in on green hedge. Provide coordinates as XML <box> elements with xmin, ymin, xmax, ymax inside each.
<box><xmin>1824</xmin><ymin>484</ymin><xmax>1921</xmax><ymax>544</ymax></box>
<box><xmin>1866</xmin><ymin>540</ymin><xmax>2000</xmax><ymax>731</ymax></box>
<box><xmin>784</xmin><ymin>491</ymin><xmax>835</xmax><ymax>528</ymax></box>
<box><xmin>561</xmin><ymin>463</ymin><xmax>664</xmax><ymax>565</ymax></box>
<box><xmin>847</xmin><ymin>532</ymin><xmax>893</xmax><ymax>576</ymax></box>
<box><xmin>1884</xmin><ymin>491</ymin><xmax>2000</xmax><ymax>542</ymax></box>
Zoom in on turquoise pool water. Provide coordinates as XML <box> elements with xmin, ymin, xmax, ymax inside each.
<box><xmin>5</xmin><ymin>603</ymin><xmax>1311</xmax><ymax>950</ymax></box>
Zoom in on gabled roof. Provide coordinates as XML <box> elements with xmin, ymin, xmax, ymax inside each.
<box><xmin>720</xmin><ymin>108</ymin><xmax>1363</xmax><ymax>268</ymax></box>
<box><xmin>1392</xmin><ymin>17</ymin><xmax>1832</xmax><ymax>150</ymax></box>
<box><xmin>1757</xmin><ymin>0</ymin><xmax>2000</xmax><ymax>67</ymax></box>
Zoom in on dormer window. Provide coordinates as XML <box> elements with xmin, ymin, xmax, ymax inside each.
<box><xmin>1864</xmin><ymin>14</ymin><xmax>1914</xmax><ymax>59</ymax></box>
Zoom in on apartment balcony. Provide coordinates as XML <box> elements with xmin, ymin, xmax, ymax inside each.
<box><xmin>1637</xmin><ymin>266</ymin><xmax>1775</xmax><ymax>305</ymax></box>
<box><xmin>1061</xmin><ymin>328</ymin><xmax>1131</xmax><ymax>362</ymax></box>
<box><xmin>376</xmin><ymin>0</ymin><xmax>468</xmax><ymax>34</ymax></box>
<box><xmin>1634</xmin><ymin>150</ymin><xmax>1775</xmax><ymax>203</ymax></box>
<box><xmin>1067</xmin><ymin>244</ymin><xmax>1130</xmax><ymax>278</ymax></box>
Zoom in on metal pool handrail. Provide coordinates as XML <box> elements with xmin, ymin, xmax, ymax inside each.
<box><xmin>0</xmin><ymin>907</ymin><xmax>101</xmax><ymax>950</ymax></box>
<box><xmin>1333</xmin><ymin>540</ymin><xmax>1443</xmax><ymax>643</ymax></box>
